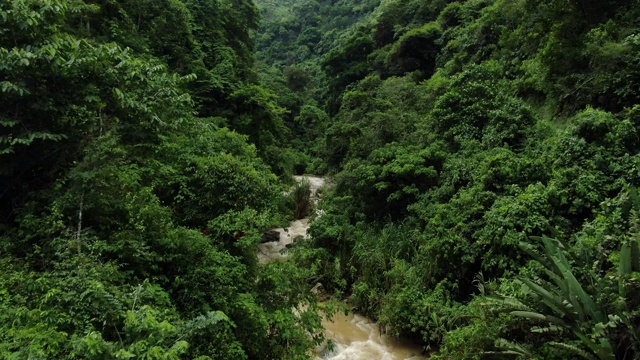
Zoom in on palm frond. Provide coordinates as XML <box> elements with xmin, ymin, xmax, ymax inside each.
<box><xmin>549</xmin><ymin>341</ymin><xmax>599</xmax><ymax>360</ymax></box>
<box><xmin>492</xmin><ymin>338</ymin><xmax>535</xmax><ymax>358</ymax></box>
<box><xmin>518</xmin><ymin>276</ymin><xmax>572</xmax><ymax>318</ymax></box>
<box><xmin>483</xmin><ymin>295</ymin><xmax>533</xmax><ymax>312</ymax></box>
<box><xmin>510</xmin><ymin>310</ymin><xmax>568</xmax><ymax>327</ymax></box>
<box><xmin>531</xmin><ymin>324</ymin><xmax>564</xmax><ymax>333</ymax></box>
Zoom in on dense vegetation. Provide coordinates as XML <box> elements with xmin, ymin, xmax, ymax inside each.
<box><xmin>255</xmin><ymin>0</ymin><xmax>640</xmax><ymax>358</ymax></box>
<box><xmin>1</xmin><ymin>1</ymin><xmax>323</xmax><ymax>358</ymax></box>
<box><xmin>4</xmin><ymin>0</ymin><xmax>640</xmax><ymax>359</ymax></box>
<box><xmin>253</xmin><ymin>0</ymin><xmax>380</xmax><ymax>172</ymax></box>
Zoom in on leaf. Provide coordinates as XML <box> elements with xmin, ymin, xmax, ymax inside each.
<box><xmin>184</xmin><ymin>311</ymin><xmax>232</xmax><ymax>334</ymax></box>
<box><xmin>518</xmin><ymin>276</ymin><xmax>571</xmax><ymax>318</ymax></box>
<box><xmin>549</xmin><ymin>342</ymin><xmax>599</xmax><ymax>360</ymax></box>
<box><xmin>483</xmin><ymin>295</ymin><xmax>532</xmax><ymax>311</ymax></box>
<box><xmin>510</xmin><ymin>311</ymin><xmax>567</xmax><ymax>326</ymax></box>
<box><xmin>492</xmin><ymin>338</ymin><xmax>534</xmax><ymax>358</ymax></box>
<box><xmin>531</xmin><ymin>324</ymin><xmax>564</xmax><ymax>333</ymax></box>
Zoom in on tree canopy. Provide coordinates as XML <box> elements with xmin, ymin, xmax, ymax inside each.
<box><xmin>3</xmin><ymin>0</ymin><xmax>640</xmax><ymax>358</ymax></box>
<box><xmin>1</xmin><ymin>1</ymin><xmax>322</xmax><ymax>358</ymax></box>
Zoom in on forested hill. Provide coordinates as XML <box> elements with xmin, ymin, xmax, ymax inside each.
<box><xmin>277</xmin><ymin>0</ymin><xmax>640</xmax><ymax>359</ymax></box>
<box><xmin>251</xmin><ymin>0</ymin><xmax>380</xmax><ymax>172</ymax></box>
<box><xmin>1</xmin><ymin>1</ymin><xmax>324</xmax><ymax>358</ymax></box>
<box><xmin>3</xmin><ymin>0</ymin><xmax>640</xmax><ymax>359</ymax></box>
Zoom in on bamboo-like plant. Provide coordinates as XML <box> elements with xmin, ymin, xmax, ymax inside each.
<box><xmin>486</xmin><ymin>225</ymin><xmax>640</xmax><ymax>359</ymax></box>
<box><xmin>292</xmin><ymin>177</ymin><xmax>312</xmax><ymax>219</ymax></box>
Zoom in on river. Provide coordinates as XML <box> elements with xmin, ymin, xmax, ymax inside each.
<box><xmin>258</xmin><ymin>176</ymin><xmax>427</xmax><ymax>360</ymax></box>
<box><xmin>317</xmin><ymin>311</ymin><xmax>426</xmax><ymax>360</ymax></box>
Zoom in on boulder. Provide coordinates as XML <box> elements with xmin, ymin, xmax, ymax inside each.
<box><xmin>261</xmin><ymin>230</ymin><xmax>280</xmax><ymax>243</ymax></box>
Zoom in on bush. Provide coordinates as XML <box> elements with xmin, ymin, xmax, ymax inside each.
<box><xmin>291</xmin><ymin>177</ymin><xmax>312</xmax><ymax>219</ymax></box>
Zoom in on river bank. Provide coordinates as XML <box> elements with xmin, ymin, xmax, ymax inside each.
<box><xmin>258</xmin><ymin>176</ymin><xmax>427</xmax><ymax>359</ymax></box>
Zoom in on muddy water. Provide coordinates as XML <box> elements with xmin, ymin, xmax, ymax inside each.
<box><xmin>259</xmin><ymin>176</ymin><xmax>426</xmax><ymax>359</ymax></box>
<box><xmin>257</xmin><ymin>218</ymin><xmax>309</xmax><ymax>263</ymax></box>
<box><xmin>317</xmin><ymin>312</ymin><xmax>426</xmax><ymax>360</ymax></box>
<box><xmin>257</xmin><ymin>176</ymin><xmax>325</xmax><ymax>264</ymax></box>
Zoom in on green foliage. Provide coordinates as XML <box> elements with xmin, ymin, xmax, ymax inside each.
<box><xmin>285</xmin><ymin>66</ymin><xmax>312</xmax><ymax>92</ymax></box>
<box><xmin>6</xmin><ymin>0</ymin><xmax>640</xmax><ymax>357</ymax></box>
<box><xmin>380</xmin><ymin>277</ymin><xmax>462</xmax><ymax>348</ymax></box>
<box><xmin>429</xmin><ymin>61</ymin><xmax>535</xmax><ymax>150</ymax></box>
<box><xmin>254</xmin><ymin>0</ymin><xmax>380</xmax><ymax>165</ymax></box>
<box><xmin>334</xmin><ymin>142</ymin><xmax>445</xmax><ymax>221</ymax></box>
<box><xmin>0</xmin><ymin>0</ymin><xmax>195</xmax><ymax>220</ymax></box>
<box><xmin>322</xmin><ymin>27</ymin><xmax>375</xmax><ymax>112</ymax></box>
<box><xmin>478</xmin><ymin>182</ymin><xmax>563</xmax><ymax>273</ymax></box>
<box><xmin>0</xmin><ymin>0</ymin><xmax>325</xmax><ymax>358</ymax></box>
<box><xmin>155</xmin><ymin>123</ymin><xmax>282</xmax><ymax>227</ymax></box>
<box><xmin>487</xmin><ymin>232</ymin><xmax>640</xmax><ymax>359</ymax></box>
<box><xmin>386</xmin><ymin>22</ymin><xmax>442</xmax><ymax>78</ymax></box>
<box><xmin>431</xmin><ymin>295</ymin><xmax>514</xmax><ymax>360</ymax></box>
<box><xmin>322</xmin><ymin>75</ymin><xmax>425</xmax><ymax>168</ymax></box>
<box><xmin>297</xmin><ymin>0</ymin><xmax>640</xmax><ymax>357</ymax></box>
<box><xmin>291</xmin><ymin>177</ymin><xmax>312</xmax><ymax>219</ymax></box>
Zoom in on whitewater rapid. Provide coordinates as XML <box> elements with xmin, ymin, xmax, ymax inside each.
<box><xmin>258</xmin><ymin>176</ymin><xmax>427</xmax><ymax>360</ymax></box>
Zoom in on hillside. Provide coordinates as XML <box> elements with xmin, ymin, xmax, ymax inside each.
<box><xmin>2</xmin><ymin>0</ymin><xmax>640</xmax><ymax>359</ymax></box>
<box><xmin>0</xmin><ymin>1</ymin><xmax>322</xmax><ymax>358</ymax></box>
<box><xmin>279</xmin><ymin>0</ymin><xmax>640</xmax><ymax>358</ymax></box>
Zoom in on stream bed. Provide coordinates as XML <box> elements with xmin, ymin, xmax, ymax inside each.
<box><xmin>317</xmin><ymin>312</ymin><xmax>426</xmax><ymax>360</ymax></box>
<box><xmin>258</xmin><ymin>176</ymin><xmax>427</xmax><ymax>360</ymax></box>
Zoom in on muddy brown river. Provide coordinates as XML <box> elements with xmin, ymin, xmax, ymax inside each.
<box><xmin>258</xmin><ymin>176</ymin><xmax>427</xmax><ymax>360</ymax></box>
<box><xmin>317</xmin><ymin>312</ymin><xmax>426</xmax><ymax>360</ymax></box>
